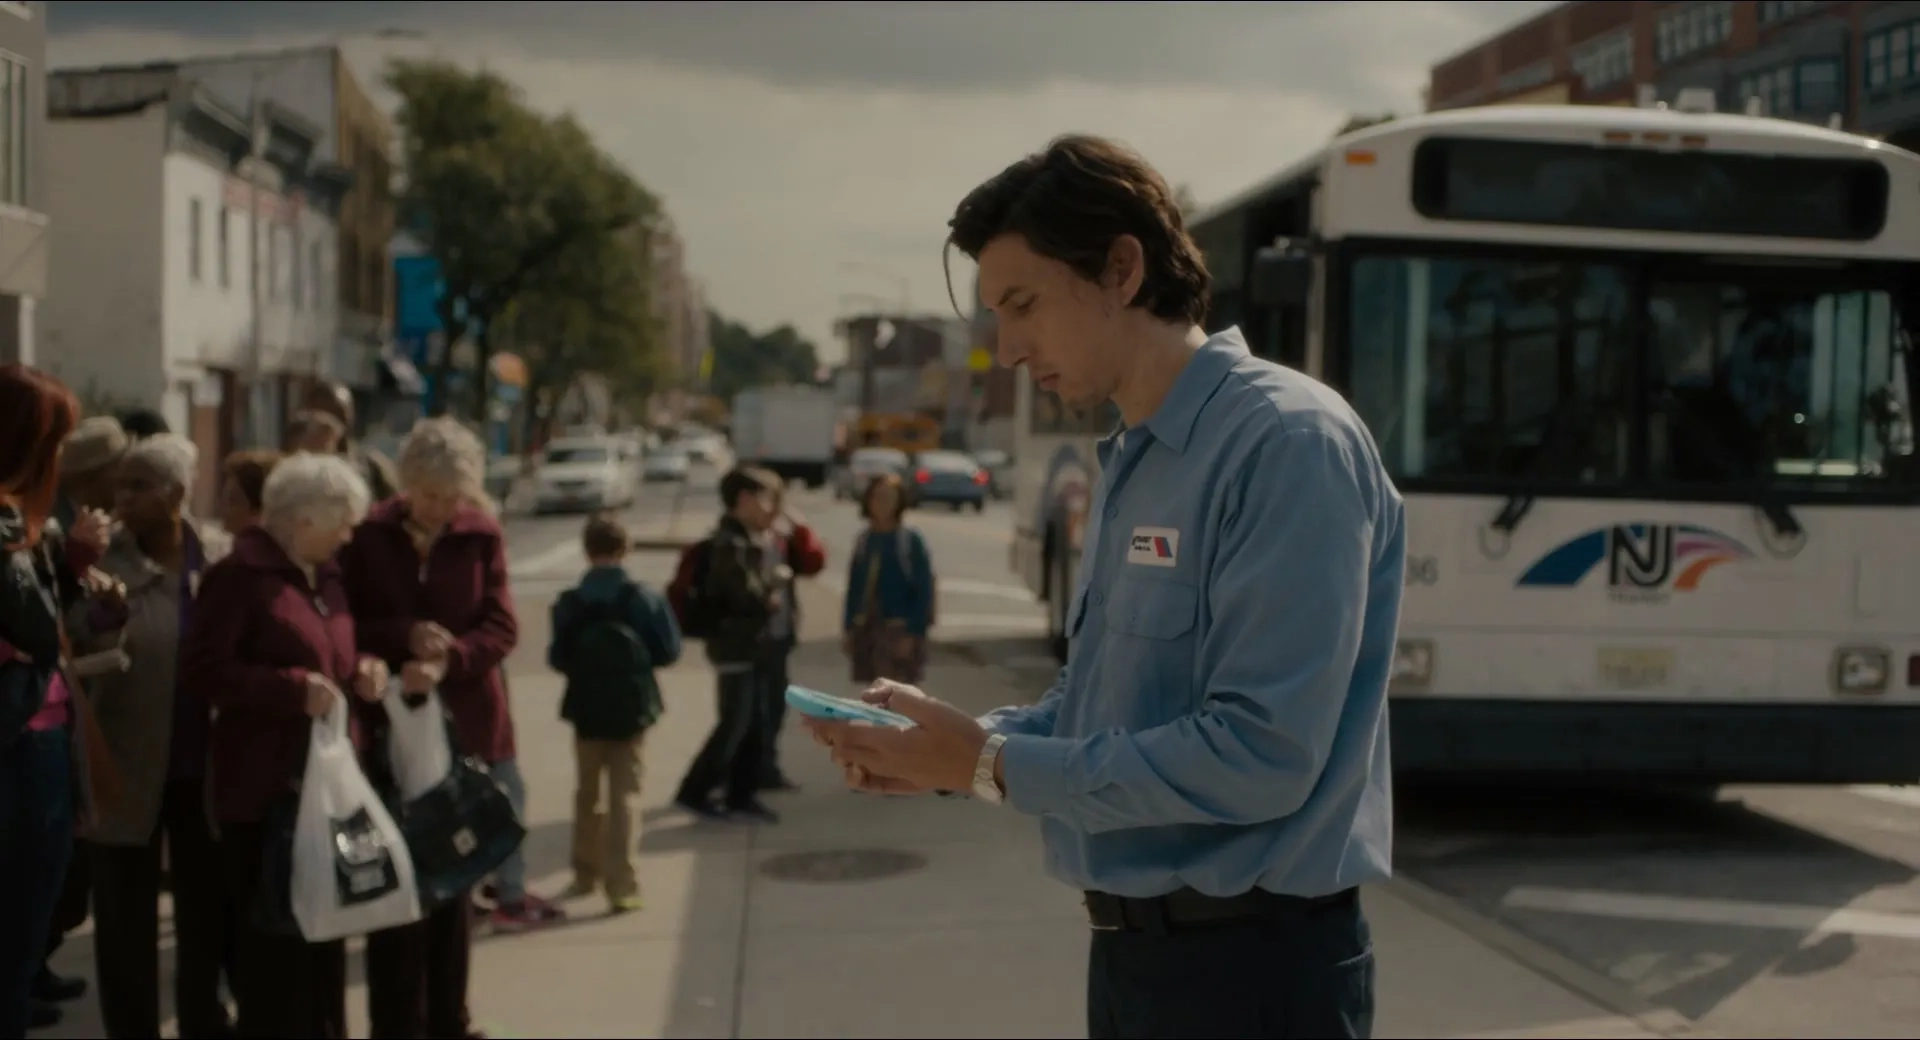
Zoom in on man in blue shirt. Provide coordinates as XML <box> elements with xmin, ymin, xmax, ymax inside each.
<box><xmin>805</xmin><ymin>134</ymin><xmax>1402</xmax><ymax>1039</ymax></box>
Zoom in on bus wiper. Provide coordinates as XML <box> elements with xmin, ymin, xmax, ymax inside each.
<box><xmin>1490</xmin><ymin>493</ymin><xmax>1535</xmax><ymax>535</ymax></box>
<box><xmin>1757</xmin><ymin>498</ymin><xmax>1802</xmax><ymax>539</ymax></box>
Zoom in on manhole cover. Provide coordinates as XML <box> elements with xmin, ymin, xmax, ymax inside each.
<box><xmin>758</xmin><ymin>848</ymin><xmax>928</xmax><ymax>884</ymax></box>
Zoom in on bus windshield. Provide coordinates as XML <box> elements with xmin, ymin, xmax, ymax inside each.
<box><xmin>1344</xmin><ymin>249</ymin><xmax>1918</xmax><ymax>497</ymax></box>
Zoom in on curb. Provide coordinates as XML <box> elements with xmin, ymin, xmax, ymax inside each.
<box><xmin>1383</xmin><ymin>876</ymin><xmax>1718</xmax><ymax>1039</ymax></box>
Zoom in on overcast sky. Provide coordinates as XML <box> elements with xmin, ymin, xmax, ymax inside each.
<box><xmin>48</xmin><ymin>0</ymin><xmax>1553</xmax><ymax>363</ymax></box>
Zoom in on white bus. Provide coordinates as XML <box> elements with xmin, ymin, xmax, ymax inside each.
<box><xmin>1010</xmin><ymin>97</ymin><xmax>1920</xmax><ymax>784</ymax></box>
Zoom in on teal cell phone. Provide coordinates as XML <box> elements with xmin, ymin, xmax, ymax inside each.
<box><xmin>784</xmin><ymin>684</ymin><xmax>914</xmax><ymax>728</ymax></box>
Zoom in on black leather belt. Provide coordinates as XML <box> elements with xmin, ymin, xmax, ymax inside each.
<box><xmin>1082</xmin><ymin>886</ymin><xmax>1356</xmax><ymax>933</ymax></box>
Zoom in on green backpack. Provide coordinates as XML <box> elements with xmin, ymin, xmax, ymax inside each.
<box><xmin>557</xmin><ymin>584</ymin><xmax>663</xmax><ymax>741</ymax></box>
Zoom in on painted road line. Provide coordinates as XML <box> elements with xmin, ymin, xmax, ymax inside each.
<box><xmin>817</xmin><ymin>575</ymin><xmax>1035</xmax><ymax>603</ymax></box>
<box><xmin>1503</xmin><ymin>885</ymin><xmax>1920</xmax><ymax>941</ymax></box>
<box><xmin>935</xmin><ymin>614</ymin><xmax>1047</xmax><ymax>633</ymax></box>
<box><xmin>1850</xmin><ymin>785</ymin><xmax>1920</xmax><ymax>809</ymax></box>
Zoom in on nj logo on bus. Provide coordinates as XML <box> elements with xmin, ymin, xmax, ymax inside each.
<box><xmin>1516</xmin><ymin>523</ymin><xmax>1753</xmax><ymax>603</ymax></box>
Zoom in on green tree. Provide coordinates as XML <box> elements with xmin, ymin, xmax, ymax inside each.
<box><xmin>705</xmin><ymin>311</ymin><xmax>821</xmax><ymax>400</ymax></box>
<box><xmin>387</xmin><ymin>59</ymin><xmax>658</xmax><ymax>420</ymax></box>
<box><xmin>509</xmin><ymin>225</ymin><xmax>665</xmax><ymax>446</ymax></box>
<box><xmin>1334</xmin><ymin>112</ymin><xmax>1397</xmax><ymax>138</ymax></box>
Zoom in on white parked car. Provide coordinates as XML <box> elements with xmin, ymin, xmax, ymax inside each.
<box><xmin>642</xmin><ymin>445</ymin><xmax>690</xmax><ymax>483</ymax></box>
<box><xmin>533</xmin><ymin>438</ymin><xmax>636</xmax><ymax>514</ymax></box>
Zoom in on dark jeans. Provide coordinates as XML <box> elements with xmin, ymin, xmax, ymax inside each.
<box><xmin>93</xmin><ymin>777</ymin><xmax>235</xmax><ymax>1039</ymax></box>
<box><xmin>43</xmin><ymin>834</ymin><xmax>90</xmax><ymax>964</ymax></box>
<box><xmin>1085</xmin><ymin>892</ymin><xmax>1374</xmax><ymax>1039</ymax></box>
<box><xmin>218</xmin><ymin>822</ymin><xmax>347</xmax><ymax>1039</ymax></box>
<box><xmin>675</xmin><ymin>663</ymin><xmax>768</xmax><ymax>809</ymax></box>
<box><xmin>0</xmin><ymin>728</ymin><xmax>75</xmax><ymax>1040</ymax></box>
<box><xmin>364</xmin><ymin>894</ymin><xmax>475</xmax><ymax>1040</ymax></box>
<box><xmin>757</xmin><ymin>651</ymin><xmax>792</xmax><ymax>784</ymax></box>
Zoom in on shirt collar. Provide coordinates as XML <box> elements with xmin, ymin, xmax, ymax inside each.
<box><xmin>1133</xmin><ymin>327</ymin><xmax>1249</xmax><ymax>456</ymax></box>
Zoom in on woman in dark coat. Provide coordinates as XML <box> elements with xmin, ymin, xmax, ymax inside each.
<box><xmin>181</xmin><ymin>451</ymin><xmax>391</xmax><ymax>1040</ymax></box>
<box><xmin>0</xmin><ymin>365</ymin><xmax>101</xmax><ymax>1040</ymax></box>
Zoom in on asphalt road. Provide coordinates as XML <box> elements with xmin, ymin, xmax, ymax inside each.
<box><xmin>505</xmin><ymin>474</ymin><xmax>1920</xmax><ymax>1037</ymax></box>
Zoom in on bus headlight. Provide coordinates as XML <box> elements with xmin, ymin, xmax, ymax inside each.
<box><xmin>1833</xmin><ymin>647</ymin><xmax>1891</xmax><ymax>694</ymax></box>
<box><xmin>1392</xmin><ymin>639</ymin><xmax>1434</xmax><ymax>688</ymax></box>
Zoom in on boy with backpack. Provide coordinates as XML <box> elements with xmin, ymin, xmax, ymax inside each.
<box><xmin>667</xmin><ymin>466</ymin><xmax>786</xmax><ymax>823</ymax></box>
<box><xmin>548</xmin><ymin>513</ymin><xmax>682</xmax><ymax>913</ymax></box>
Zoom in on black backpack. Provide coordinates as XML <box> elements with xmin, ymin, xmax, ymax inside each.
<box><xmin>666</xmin><ymin>538</ymin><xmax>722</xmax><ymax>640</ymax></box>
<box><xmin>556</xmin><ymin>585</ymin><xmax>664</xmax><ymax>741</ymax></box>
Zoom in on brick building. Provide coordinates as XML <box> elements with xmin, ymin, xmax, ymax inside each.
<box><xmin>1427</xmin><ymin>1</ymin><xmax>1920</xmax><ymax>150</ymax></box>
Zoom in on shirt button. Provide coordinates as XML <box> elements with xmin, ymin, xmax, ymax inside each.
<box><xmin>1104</xmin><ymin>505</ymin><xmax>1119</xmax><ymax>520</ymax></box>
<box><xmin>1091</xmin><ymin>591</ymin><xmax>1106</xmax><ymax>606</ymax></box>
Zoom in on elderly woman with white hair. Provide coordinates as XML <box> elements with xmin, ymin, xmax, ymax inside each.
<box><xmin>182</xmin><ymin>451</ymin><xmax>392</xmax><ymax>1040</ymax></box>
<box><xmin>66</xmin><ymin>434</ymin><xmax>239</xmax><ymax>1039</ymax></box>
<box><xmin>340</xmin><ymin>417</ymin><xmax>528</xmax><ymax>1040</ymax></box>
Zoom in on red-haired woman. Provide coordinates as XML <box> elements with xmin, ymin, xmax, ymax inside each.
<box><xmin>0</xmin><ymin>363</ymin><xmax>88</xmax><ymax>1039</ymax></box>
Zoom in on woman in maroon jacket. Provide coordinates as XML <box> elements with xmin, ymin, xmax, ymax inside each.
<box><xmin>339</xmin><ymin>418</ymin><xmax>526</xmax><ymax>1040</ymax></box>
<box><xmin>181</xmin><ymin>451</ymin><xmax>391</xmax><ymax>1040</ymax></box>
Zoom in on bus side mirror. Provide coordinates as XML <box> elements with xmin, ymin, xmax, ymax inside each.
<box><xmin>1250</xmin><ymin>247</ymin><xmax>1313</xmax><ymax>309</ymax></box>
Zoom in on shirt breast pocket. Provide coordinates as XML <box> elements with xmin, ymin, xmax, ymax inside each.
<box><xmin>1100</xmin><ymin>572</ymin><xmax>1199</xmax><ymax>724</ymax></box>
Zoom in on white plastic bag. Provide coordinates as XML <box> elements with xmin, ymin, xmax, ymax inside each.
<box><xmin>383</xmin><ymin>682</ymin><xmax>454</xmax><ymax>802</ymax></box>
<box><xmin>290</xmin><ymin>697</ymin><xmax>423</xmax><ymax>942</ymax></box>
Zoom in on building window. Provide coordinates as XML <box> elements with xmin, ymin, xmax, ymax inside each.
<box><xmin>1740</xmin><ymin>58</ymin><xmax>1843</xmax><ymax>117</ymax></box>
<box><xmin>188</xmin><ymin>198</ymin><xmax>203</xmax><ymax>282</ymax></box>
<box><xmin>1759</xmin><ymin>1</ymin><xmax>1823</xmax><ymax>25</ymax></box>
<box><xmin>1656</xmin><ymin>2</ymin><xmax>1733</xmax><ymax>65</ymax></box>
<box><xmin>0</xmin><ymin>54</ymin><xmax>25</xmax><ymax>208</ymax></box>
<box><xmin>1865</xmin><ymin>21</ymin><xmax>1920</xmax><ymax>92</ymax></box>
<box><xmin>217</xmin><ymin>206</ymin><xmax>231</xmax><ymax>289</ymax></box>
<box><xmin>1497</xmin><ymin>60</ymin><xmax>1553</xmax><ymax>94</ymax></box>
<box><xmin>1572</xmin><ymin>30</ymin><xmax>1634</xmax><ymax>92</ymax></box>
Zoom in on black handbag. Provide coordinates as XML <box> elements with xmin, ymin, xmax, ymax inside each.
<box><xmin>389</xmin><ymin>713</ymin><xmax>525</xmax><ymax>911</ymax></box>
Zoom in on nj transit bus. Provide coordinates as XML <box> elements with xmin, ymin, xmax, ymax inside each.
<box><xmin>1010</xmin><ymin>98</ymin><xmax>1920</xmax><ymax>783</ymax></box>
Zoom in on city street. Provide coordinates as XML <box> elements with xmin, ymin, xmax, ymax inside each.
<box><xmin>29</xmin><ymin>461</ymin><xmax>1920</xmax><ymax>1038</ymax></box>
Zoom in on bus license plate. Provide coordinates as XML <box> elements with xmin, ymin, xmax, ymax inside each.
<box><xmin>1597</xmin><ymin>648</ymin><xmax>1673</xmax><ymax>690</ymax></box>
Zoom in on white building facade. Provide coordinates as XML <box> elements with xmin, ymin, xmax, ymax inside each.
<box><xmin>41</xmin><ymin>73</ymin><xmax>346</xmax><ymax>501</ymax></box>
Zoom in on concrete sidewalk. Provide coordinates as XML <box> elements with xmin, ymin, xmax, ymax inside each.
<box><xmin>37</xmin><ymin>639</ymin><xmax>1688</xmax><ymax>1039</ymax></box>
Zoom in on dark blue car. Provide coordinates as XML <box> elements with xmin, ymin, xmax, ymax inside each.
<box><xmin>907</xmin><ymin>450</ymin><xmax>990</xmax><ymax>511</ymax></box>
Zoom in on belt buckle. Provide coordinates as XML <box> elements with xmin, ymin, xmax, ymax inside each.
<box><xmin>1083</xmin><ymin>893</ymin><xmax>1123</xmax><ymax>931</ymax></box>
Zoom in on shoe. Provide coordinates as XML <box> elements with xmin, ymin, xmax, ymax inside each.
<box><xmin>726</xmin><ymin>800</ymin><xmax>781</xmax><ymax>824</ymax></box>
<box><xmin>758</xmin><ymin>775</ymin><xmax>801</xmax><ymax>793</ymax></box>
<box><xmin>28</xmin><ymin>999</ymin><xmax>62</xmax><ymax>1029</ymax></box>
<box><xmin>609</xmin><ymin>895</ymin><xmax>643</xmax><ymax>914</ymax></box>
<box><xmin>489</xmin><ymin>893</ymin><xmax>567</xmax><ymax>933</ymax></box>
<box><xmin>32</xmin><ymin>969</ymin><xmax>86</xmax><ymax>1003</ymax></box>
<box><xmin>674</xmin><ymin>795</ymin><xmax>728</xmax><ymax>820</ymax></box>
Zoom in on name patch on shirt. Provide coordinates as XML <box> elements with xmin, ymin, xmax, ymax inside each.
<box><xmin>1126</xmin><ymin>527</ymin><xmax>1179</xmax><ymax>568</ymax></box>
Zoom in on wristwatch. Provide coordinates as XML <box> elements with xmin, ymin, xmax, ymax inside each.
<box><xmin>972</xmin><ymin>733</ymin><xmax>1008</xmax><ymax>804</ymax></box>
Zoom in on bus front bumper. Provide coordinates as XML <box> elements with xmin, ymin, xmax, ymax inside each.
<box><xmin>1391</xmin><ymin>696</ymin><xmax>1920</xmax><ymax>785</ymax></box>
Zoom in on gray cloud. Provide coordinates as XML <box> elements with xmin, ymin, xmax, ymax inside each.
<box><xmin>51</xmin><ymin>1</ymin><xmax>1552</xmax><ymax>109</ymax></box>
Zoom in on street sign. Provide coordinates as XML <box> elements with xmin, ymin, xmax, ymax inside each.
<box><xmin>967</xmin><ymin>347</ymin><xmax>993</xmax><ymax>373</ymax></box>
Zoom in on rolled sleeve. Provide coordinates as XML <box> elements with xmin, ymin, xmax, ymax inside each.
<box><xmin>995</xmin><ymin>429</ymin><xmax>1375</xmax><ymax>834</ymax></box>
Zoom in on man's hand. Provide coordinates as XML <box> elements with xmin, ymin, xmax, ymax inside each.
<box><xmin>69</xmin><ymin>508</ymin><xmax>111</xmax><ymax>556</ymax></box>
<box><xmin>304</xmin><ymin>672</ymin><xmax>344</xmax><ymax>718</ymax></box>
<box><xmin>408</xmin><ymin>621</ymin><xmax>454</xmax><ymax>661</ymax></box>
<box><xmin>353</xmin><ymin>656</ymin><xmax>390</xmax><ymax>701</ymax></box>
<box><xmin>400</xmin><ymin>658</ymin><xmax>446</xmax><ymax>695</ymax></box>
<box><xmin>801</xmin><ymin>679</ymin><xmax>989</xmax><ymax>796</ymax></box>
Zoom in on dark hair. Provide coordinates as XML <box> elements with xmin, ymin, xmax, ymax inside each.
<box><xmin>118</xmin><ymin>407</ymin><xmax>171</xmax><ymax>440</ymax></box>
<box><xmin>582</xmin><ymin>511</ymin><xmax>630</xmax><ymax>558</ymax></box>
<box><xmin>859</xmin><ymin>472</ymin><xmax>909</xmax><ymax>524</ymax></box>
<box><xmin>0</xmin><ymin>364</ymin><xmax>81</xmax><ymax>547</ymax></box>
<box><xmin>717</xmin><ymin>466</ymin><xmax>781</xmax><ymax>512</ymax></box>
<box><xmin>221</xmin><ymin>450</ymin><xmax>282</xmax><ymax>513</ymax></box>
<box><xmin>945</xmin><ymin>134</ymin><xmax>1209</xmax><ymax>326</ymax></box>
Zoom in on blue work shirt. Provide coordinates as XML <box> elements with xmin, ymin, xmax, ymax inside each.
<box><xmin>985</xmin><ymin>327</ymin><xmax>1401</xmax><ymax>899</ymax></box>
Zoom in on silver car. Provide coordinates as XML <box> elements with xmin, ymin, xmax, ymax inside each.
<box><xmin>834</xmin><ymin>447</ymin><xmax>910</xmax><ymax>501</ymax></box>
